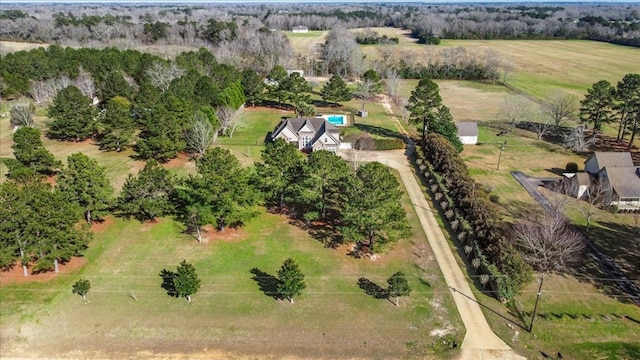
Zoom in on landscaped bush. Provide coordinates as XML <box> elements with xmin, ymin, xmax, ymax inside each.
<box><xmin>374</xmin><ymin>138</ymin><xmax>405</xmax><ymax>150</ymax></box>
<box><xmin>566</xmin><ymin>162</ymin><xmax>578</xmax><ymax>173</ymax></box>
<box><xmin>489</xmin><ymin>194</ymin><xmax>500</xmax><ymax>203</ymax></box>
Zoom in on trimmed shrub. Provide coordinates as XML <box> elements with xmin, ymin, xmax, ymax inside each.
<box><xmin>489</xmin><ymin>194</ymin><xmax>500</xmax><ymax>203</ymax></box>
<box><xmin>374</xmin><ymin>138</ymin><xmax>405</xmax><ymax>150</ymax></box>
<box><xmin>566</xmin><ymin>162</ymin><xmax>578</xmax><ymax>173</ymax></box>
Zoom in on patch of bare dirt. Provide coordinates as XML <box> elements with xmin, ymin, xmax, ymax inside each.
<box><xmin>90</xmin><ymin>216</ymin><xmax>115</xmax><ymax>233</ymax></box>
<box><xmin>200</xmin><ymin>225</ymin><xmax>248</xmax><ymax>243</ymax></box>
<box><xmin>164</xmin><ymin>152</ymin><xmax>193</xmax><ymax>169</ymax></box>
<box><xmin>0</xmin><ymin>257</ymin><xmax>87</xmax><ymax>285</ymax></box>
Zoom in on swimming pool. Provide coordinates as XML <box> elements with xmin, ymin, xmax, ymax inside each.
<box><xmin>323</xmin><ymin>114</ymin><xmax>346</xmax><ymax>126</ymax></box>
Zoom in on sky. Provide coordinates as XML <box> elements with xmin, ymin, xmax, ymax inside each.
<box><xmin>3</xmin><ymin>0</ymin><xmax>639</xmax><ymax>3</ymax></box>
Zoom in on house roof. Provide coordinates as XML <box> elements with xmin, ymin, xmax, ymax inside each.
<box><xmin>272</xmin><ymin>117</ymin><xmax>340</xmax><ymax>145</ymax></box>
<box><xmin>456</xmin><ymin>121</ymin><xmax>478</xmax><ymax>137</ymax></box>
<box><xmin>586</xmin><ymin>152</ymin><xmax>634</xmax><ymax>168</ymax></box>
<box><xmin>576</xmin><ymin>172</ymin><xmax>591</xmax><ymax>186</ymax></box>
<box><xmin>601</xmin><ymin>166</ymin><xmax>640</xmax><ymax>198</ymax></box>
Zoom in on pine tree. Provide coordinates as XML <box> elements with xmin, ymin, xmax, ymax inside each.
<box><xmin>57</xmin><ymin>153</ymin><xmax>113</xmax><ymax>223</ymax></box>
<box><xmin>117</xmin><ymin>160</ymin><xmax>175</xmax><ymax>222</ymax></box>
<box><xmin>72</xmin><ymin>278</ymin><xmax>91</xmax><ymax>300</ymax></box>
<box><xmin>8</xmin><ymin>126</ymin><xmax>61</xmax><ymax>177</ymax></box>
<box><xmin>386</xmin><ymin>272</ymin><xmax>411</xmax><ymax>306</ymax></box>
<box><xmin>98</xmin><ymin>96</ymin><xmax>136</xmax><ymax>152</ymax></box>
<box><xmin>277</xmin><ymin>258</ymin><xmax>306</xmax><ymax>303</ymax></box>
<box><xmin>47</xmin><ymin>85</ymin><xmax>96</xmax><ymax>141</ymax></box>
<box><xmin>321</xmin><ymin>75</ymin><xmax>352</xmax><ymax>106</ymax></box>
<box><xmin>406</xmin><ymin>78</ymin><xmax>443</xmax><ymax>140</ymax></box>
<box><xmin>580</xmin><ymin>80</ymin><xmax>615</xmax><ymax>141</ymax></box>
<box><xmin>173</xmin><ymin>260</ymin><xmax>201</xmax><ymax>302</ymax></box>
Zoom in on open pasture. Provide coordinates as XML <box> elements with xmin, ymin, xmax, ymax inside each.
<box><xmin>0</xmin><ymin>198</ymin><xmax>462</xmax><ymax>359</ymax></box>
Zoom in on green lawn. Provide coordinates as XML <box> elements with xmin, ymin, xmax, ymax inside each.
<box><xmin>1</xmin><ymin>199</ymin><xmax>463</xmax><ymax>358</ymax></box>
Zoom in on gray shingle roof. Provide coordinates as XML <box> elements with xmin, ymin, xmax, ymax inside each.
<box><xmin>456</xmin><ymin>121</ymin><xmax>478</xmax><ymax>137</ymax></box>
<box><xmin>603</xmin><ymin>166</ymin><xmax>640</xmax><ymax>198</ymax></box>
<box><xmin>590</xmin><ymin>152</ymin><xmax>634</xmax><ymax>168</ymax></box>
<box><xmin>272</xmin><ymin>117</ymin><xmax>340</xmax><ymax>145</ymax></box>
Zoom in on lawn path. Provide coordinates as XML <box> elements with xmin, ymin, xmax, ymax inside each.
<box><xmin>348</xmin><ymin>97</ymin><xmax>526</xmax><ymax>360</ymax></box>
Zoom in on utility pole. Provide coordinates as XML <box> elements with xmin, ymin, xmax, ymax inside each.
<box><xmin>529</xmin><ymin>275</ymin><xmax>544</xmax><ymax>333</ymax></box>
<box><xmin>496</xmin><ymin>141</ymin><xmax>507</xmax><ymax>170</ymax></box>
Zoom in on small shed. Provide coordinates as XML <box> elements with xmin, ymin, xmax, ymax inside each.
<box><xmin>456</xmin><ymin>121</ymin><xmax>478</xmax><ymax>145</ymax></box>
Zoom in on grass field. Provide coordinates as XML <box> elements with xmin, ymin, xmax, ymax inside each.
<box><xmin>0</xmin><ymin>190</ymin><xmax>463</xmax><ymax>359</ymax></box>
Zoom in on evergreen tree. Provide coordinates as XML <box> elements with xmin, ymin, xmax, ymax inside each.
<box><xmin>386</xmin><ymin>271</ymin><xmax>411</xmax><ymax>306</ymax></box>
<box><xmin>173</xmin><ymin>260</ymin><xmax>201</xmax><ymax>303</ymax></box>
<box><xmin>432</xmin><ymin>105</ymin><xmax>463</xmax><ymax>152</ymax></box>
<box><xmin>254</xmin><ymin>139</ymin><xmax>306</xmax><ymax>211</ymax></box>
<box><xmin>298</xmin><ymin>150</ymin><xmax>350</xmax><ymax>222</ymax></box>
<box><xmin>241</xmin><ymin>68</ymin><xmax>265</xmax><ymax>107</ymax></box>
<box><xmin>362</xmin><ymin>69</ymin><xmax>383</xmax><ymax>94</ymax></box>
<box><xmin>98</xmin><ymin>96</ymin><xmax>136</xmax><ymax>152</ymax></box>
<box><xmin>47</xmin><ymin>85</ymin><xmax>96</xmax><ymax>141</ymax></box>
<box><xmin>406</xmin><ymin>78</ymin><xmax>443</xmax><ymax>140</ymax></box>
<box><xmin>266</xmin><ymin>65</ymin><xmax>288</xmax><ymax>105</ymax></box>
<box><xmin>173</xmin><ymin>148</ymin><xmax>258</xmax><ymax>241</ymax></box>
<box><xmin>277</xmin><ymin>258</ymin><xmax>306</xmax><ymax>303</ymax></box>
<box><xmin>280</xmin><ymin>72</ymin><xmax>312</xmax><ymax>106</ymax></box>
<box><xmin>613</xmin><ymin>73</ymin><xmax>640</xmax><ymax>144</ymax></box>
<box><xmin>57</xmin><ymin>152</ymin><xmax>113</xmax><ymax>223</ymax></box>
<box><xmin>99</xmin><ymin>70</ymin><xmax>133</xmax><ymax>102</ymax></box>
<box><xmin>72</xmin><ymin>278</ymin><xmax>91</xmax><ymax>300</ymax></box>
<box><xmin>580</xmin><ymin>80</ymin><xmax>615</xmax><ymax>140</ymax></box>
<box><xmin>135</xmin><ymin>101</ymin><xmax>187</xmax><ymax>162</ymax></box>
<box><xmin>117</xmin><ymin>160</ymin><xmax>175</xmax><ymax>222</ymax></box>
<box><xmin>340</xmin><ymin>162</ymin><xmax>408</xmax><ymax>254</ymax></box>
<box><xmin>7</xmin><ymin>126</ymin><xmax>61</xmax><ymax>178</ymax></box>
<box><xmin>321</xmin><ymin>75</ymin><xmax>352</xmax><ymax>106</ymax></box>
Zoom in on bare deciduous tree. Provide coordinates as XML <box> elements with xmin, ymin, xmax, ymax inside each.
<box><xmin>501</xmin><ymin>95</ymin><xmax>531</xmax><ymax>130</ymax></box>
<box><xmin>10</xmin><ymin>102</ymin><xmax>34</xmax><ymax>128</ymax></box>
<box><xmin>29</xmin><ymin>80</ymin><xmax>57</xmax><ymax>104</ymax></box>
<box><xmin>75</xmin><ymin>66</ymin><xmax>96</xmax><ymax>100</ymax></box>
<box><xmin>354</xmin><ymin>79</ymin><xmax>378</xmax><ymax>112</ymax></box>
<box><xmin>530</xmin><ymin>108</ymin><xmax>553</xmax><ymax>140</ymax></box>
<box><xmin>347</xmin><ymin>133</ymin><xmax>376</xmax><ymax>170</ymax></box>
<box><xmin>146</xmin><ymin>62</ymin><xmax>185</xmax><ymax>93</ymax></box>
<box><xmin>544</xmin><ymin>91</ymin><xmax>577</xmax><ymax>127</ymax></box>
<box><xmin>384</xmin><ymin>70</ymin><xmax>402</xmax><ymax>104</ymax></box>
<box><xmin>512</xmin><ymin>210</ymin><xmax>585</xmax><ymax>272</ymax></box>
<box><xmin>563</xmin><ymin>125</ymin><xmax>594</xmax><ymax>154</ymax></box>
<box><xmin>501</xmin><ymin>62</ymin><xmax>514</xmax><ymax>85</ymax></box>
<box><xmin>578</xmin><ymin>180</ymin><xmax>607</xmax><ymax>233</ymax></box>
<box><xmin>185</xmin><ymin>113</ymin><xmax>218</xmax><ymax>156</ymax></box>
<box><xmin>216</xmin><ymin>106</ymin><xmax>245</xmax><ymax>138</ymax></box>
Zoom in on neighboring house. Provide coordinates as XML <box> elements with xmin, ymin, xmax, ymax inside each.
<box><xmin>291</xmin><ymin>25</ymin><xmax>308</xmax><ymax>33</ymax></box>
<box><xmin>271</xmin><ymin>117</ymin><xmax>341</xmax><ymax>153</ymax></box>
<box><xmin>455</xmin><ymin>121</ymin><xmax>478</xmax><ymax>145</ymax></box>
<box><xmin>575</xmin><ymin>152</ymin><xmax>640</xmax><ymax>211</ymax></box>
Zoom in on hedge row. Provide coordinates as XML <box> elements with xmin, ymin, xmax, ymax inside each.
<box><xmin>415</xmin><ymin>134</ymin><xmax>531</xmax><ymax>301</ymax></box>
<box><xmin>374</xmin><ymin>138</ymin><xmax>405</xmax><ymax>151</ymax></box>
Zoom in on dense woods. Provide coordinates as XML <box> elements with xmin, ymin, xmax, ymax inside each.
<box><xmin>1</xmin><ymin>4</ymin><xmax>638</xmax><ymax>49</ymax></box>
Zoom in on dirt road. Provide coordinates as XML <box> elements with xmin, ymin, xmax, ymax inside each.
<box><xmin>366</xmin><ymin>97</ymin><xmax>525</xmax><ymax>359</ymax></box>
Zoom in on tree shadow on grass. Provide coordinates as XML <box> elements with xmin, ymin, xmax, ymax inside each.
<box><xmin>159</xmin><ymin>269</ymin><xmax>178</xmax><ymax>297</ymax></box>
<box><xmin>358</xmin><ymin>277</ymin><xmax>389</xmax><ymax>299</ymax></box>
<box><xmin>354</xmin><ymin>123</ymin><xmax>403</xmax><ymax>139</ymax></box>
<box><xmin>250</xmin><ymin>268</ymin><xmax>280</xmax><ymax>300</ymax></box>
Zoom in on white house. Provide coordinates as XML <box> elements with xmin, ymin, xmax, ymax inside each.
<box><xmin>271</xmin><ymin>117</ymin><xmax>341</xmax><ymax>153</ymax></box>
<box><xmin>580</xmin><ymin>152</ymin><xmax>640</xmax><ymax>211</ymax></box>
<box><xmin>291</xmin><ymin>25</ymin><xmax>309</xmax><ymax>33</ymax></box>
<box><xmin>455</xmin><ymin>121</ymin><xmax>478</xmax><ymax>145</ymax></box>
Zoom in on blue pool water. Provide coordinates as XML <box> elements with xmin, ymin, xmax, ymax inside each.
<box><xmin>327</xmin><ymin>115</ymin><xmax>345</xmax><ymax>126</ymax></box>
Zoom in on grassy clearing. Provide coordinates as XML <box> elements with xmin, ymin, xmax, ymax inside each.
<box><xmin>1</xmin><ymin>193</ymin><xmax>463</xmax><ymax>358</ymax></box>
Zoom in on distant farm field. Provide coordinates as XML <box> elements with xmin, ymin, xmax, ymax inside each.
<box><xmin>439</xmin><ymin>39</ymin><xmax>640</xmax><ymax>100</ymax></box>
<box><xmin>286</xmin><ymin>29</ymin><xmax>640</xmax><ymax>101</ymax></box>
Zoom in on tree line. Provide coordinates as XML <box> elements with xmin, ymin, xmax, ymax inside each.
<box><xmin>415</xmin><ymin>134</ymin><xmax>532</xmax><ymax>301</ymax></box>
<box><xmin>1</xmin><ymin>4</ymin><xmax>637</xmax><ymax>48</ymax></box>
<box><xmin>1</xmin><ymin>125</ymin><xmax>409</xmax><ymax>273</ymax></box>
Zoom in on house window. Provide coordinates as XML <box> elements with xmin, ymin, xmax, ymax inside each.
<box><xmin>324</xmin><ymin>137</ymin><xmax>327</xmax><ymax>143</ymax></box>
<box><xmin>302</xmin><ymin>136</ymin><xmax>311</xmax><ymax>147</ymax></box>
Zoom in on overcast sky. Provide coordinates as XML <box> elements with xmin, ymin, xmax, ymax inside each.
<box><xmin>3</xmin><ymin>0</ymin><xmax>640</xmax><ymax>3</ymax></box>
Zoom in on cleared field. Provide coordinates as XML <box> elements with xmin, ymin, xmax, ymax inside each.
<box><xmin>1</xmin><ymin>195</ymin><xmax>463</xmax><ymax>359</ymax></box>
<box><xmin>439</xmin><ymin>39</ymin><xmax>640</xmax><ymax>100</ymax></box>
<box><xmin>286</xmin><ymin>30</ymin><xmax>327</xmax><ymax>58</ymax></box>
<box><xmin>0</xmin><ymin>40</ymin><xmax>49</xmax><ymax>53</ymax></box>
